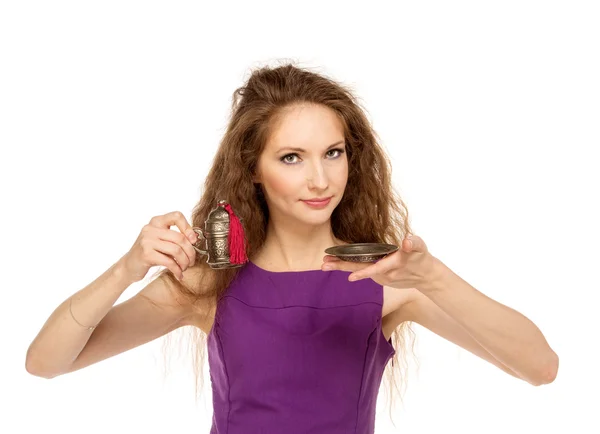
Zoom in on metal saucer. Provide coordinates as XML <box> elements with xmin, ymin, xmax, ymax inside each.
<box><xmin>324</xmin><ymin>243</ymin><xmax>399</xmax><ymax>263</ymax></box>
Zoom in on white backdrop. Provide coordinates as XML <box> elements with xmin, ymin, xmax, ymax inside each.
<box><xmin>2</xmin><ymin>1</ymin><xmax>598</xmax><ymax>433</ymax></box>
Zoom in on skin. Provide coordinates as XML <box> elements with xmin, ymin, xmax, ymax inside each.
<box><xmin>25</xmin><ymin>102</ymin><xmax>557</xmax><ymax>387</ymax></box>
<box><xmin>251</xmin><ymin>102</ymin><xmax>350</xmax><ymax>271</ymax></box>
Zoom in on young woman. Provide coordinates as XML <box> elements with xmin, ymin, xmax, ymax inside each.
<box><xmin>26</xmin><ymin>63</ymin><xmax>558</xmax><ymax>433</ymax></box>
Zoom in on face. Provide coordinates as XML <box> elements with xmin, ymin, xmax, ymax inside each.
<box><xmin>254</xmin><ymin>103</ymin><xmax>348</xmax><ymax>227</ymax></box>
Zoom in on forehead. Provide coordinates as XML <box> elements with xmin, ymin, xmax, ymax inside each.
<box><xmin>265</xmin><ymin>104</ymin><xmax>345</xmax><ymax>151</ymax></box>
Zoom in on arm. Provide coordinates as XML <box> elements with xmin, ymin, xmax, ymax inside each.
<box><xmin>384</xmin><ymin>288</ymin><xmax>525</xmax><ymax>380</ymax></box>
<box><xmin>328</xmin><ymin>235</ymin><xmax>558</xmax><ymax>385</ymax></box>
<box><xmin>25</xmin><ymin>261</ymin><xmax>210</xmax><ymax>379</ymax></box>
<box><xmin>413</xmin><ymin>257</ymin><xmax>559</xmax><ymax>386</ymax></box>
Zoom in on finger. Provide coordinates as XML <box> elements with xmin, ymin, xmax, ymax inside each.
<box><xmin>403</xmin><ymin>234</ymin><xmax>427</xmax><ymax>253</ymax></box>
<box><xmin>149</xmin><ymin>211</ymin><xmax>197</xmax><ymax>244</ymax></box>
<box><xmin>147</xmin><ymin>250</ymin><xmax>183</xmax><ymax>280</ymax></box>
<box><xmin>348</xmin><ymin>261</ymin><xmax>381</xmax><ymax>281</ymax></box>
<box><xmin>155</xmin><ymin>227</ymin><xmax>196</xmax><ymax>266</ymax></box>
<box><xmin>321</xmin><ymin>258</ymin><xmax>371</xmax><ymax>273</ymax></box>
<box><xmin>151</xmin><ymin>239</ymin><xmax>191</xmax><ymax>271</ymax></box>
<box><xmin>349</xmin><ymin>252</ymin><xmax>400</xmax><ymax>281</ymax></box>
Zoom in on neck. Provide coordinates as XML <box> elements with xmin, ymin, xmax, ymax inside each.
<box><xmin>254</xmin><ymin>219</ymin><xmax>345</xmax><ymax>271</ymax></box>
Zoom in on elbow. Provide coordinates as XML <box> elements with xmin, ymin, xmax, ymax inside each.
<box><xmin>530</xmin><ymin>351</ymin><xmax>559</xmax><ymax>386</ymax></box>
<box><xmin>25</xmin><ymin>347</ymin><xmax>61</xmax><ymax>379</ymax></box>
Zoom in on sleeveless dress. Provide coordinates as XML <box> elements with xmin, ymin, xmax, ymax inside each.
<box><xmin>207</xmin><ymin>260</ymin><xmax>396</xmax><ymax>434</ymax></box>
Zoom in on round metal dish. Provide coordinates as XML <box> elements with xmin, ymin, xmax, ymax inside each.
<box><xmin>324</xmin><ymin>243</ymin><xmax>399</xmax><ymax>263</ymax></box>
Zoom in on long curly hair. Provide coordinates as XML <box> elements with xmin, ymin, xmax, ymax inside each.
<box><xmin>154</xmin><ymin>61</ymin><xmax>417</xmax><ymax>427</ymax></box>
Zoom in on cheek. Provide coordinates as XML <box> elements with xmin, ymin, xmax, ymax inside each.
<box><xmin>262</xmin><ymin>167</ymin><xmax>303</xmax><ymax>198</ymax></box>
<box><xmin>333</xmin><ymin>160</ymin><xmax>349</xmax><ymax>187</ymax></box>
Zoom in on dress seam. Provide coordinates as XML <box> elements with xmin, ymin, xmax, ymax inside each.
<box><xmin>221</xmin><ymin>294</ymin><xmax>383</xmax><ymax>310</ymax></box>
<box><xmin>214</xmin><ymin>326</ymin><xmax>231</xmax><ymax>434</ymax></box>
<box><xmin>354</xmin><ymin>325</ymin><xmax>377</xmax><ymax>434</ymax></box>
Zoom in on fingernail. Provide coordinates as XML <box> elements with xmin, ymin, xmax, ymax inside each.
<box><xmin>187</xmin><ymin>232</ymin><xmax>197</xmax><ymax>243</ymax></box>
<box><xmin>322</xmin><ymin>265</ymin><xmax>333</xmax><ymax>271</ymax></box>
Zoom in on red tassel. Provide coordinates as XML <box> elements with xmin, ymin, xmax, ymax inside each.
<box><xmin>219</xmin><ymin>201</ymin><xmax>248</xmax><ymax>264</ymax></box>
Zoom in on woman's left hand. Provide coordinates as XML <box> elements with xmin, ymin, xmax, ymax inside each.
<box><xmin>321</xmin><ymin>235</ymin><xmax>437</xmax><ymax>290</ymax></box>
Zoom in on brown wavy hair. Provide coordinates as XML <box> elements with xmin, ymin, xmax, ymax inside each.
<box><xmin>154</xmin><ymin>61</ymin><xmax>417</xmax><ymax>427</ymax></box>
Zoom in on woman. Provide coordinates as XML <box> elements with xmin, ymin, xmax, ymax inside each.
<box><xmin>25</xmin><ymin>63</ymin><xmax>558</xmax><ymax>433</ymax></box>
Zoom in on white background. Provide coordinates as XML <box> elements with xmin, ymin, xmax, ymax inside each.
<box><xmin>2</xmin><ymin>1</ymin><xmax>598</xmax><ymax>433</ymax></box>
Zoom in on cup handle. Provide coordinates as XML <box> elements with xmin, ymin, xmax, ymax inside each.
<box><xmin>191</xmin><ymin>227</ymin><xmax>208</xmax><ymax>256</ymax></box>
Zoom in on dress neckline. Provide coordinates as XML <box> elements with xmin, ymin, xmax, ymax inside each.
<box><xmin>247</xmin><ymin>260</ymin><xmax>326</xmax><ymax>274</ymax></box>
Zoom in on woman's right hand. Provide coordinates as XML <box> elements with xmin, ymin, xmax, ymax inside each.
<box><xmin>120</xmin><ymin>211</ymin><xmax>199</xmax><ymax>282</ymax></box>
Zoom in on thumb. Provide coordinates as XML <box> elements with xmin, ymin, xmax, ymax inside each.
<box><xmin>402</xmin><ymin>234</ymin><xmax>426</xmax><ymax>253</ymax></box>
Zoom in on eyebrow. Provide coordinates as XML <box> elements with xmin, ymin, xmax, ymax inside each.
<box><xmin>277</xmin><ymin>140</ymin><xmax>345</xmax><ymax>153</ymax></box>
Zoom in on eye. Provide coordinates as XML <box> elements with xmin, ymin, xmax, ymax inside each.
<box><xmin>326</xmin><ymin>148</ymin><xmax>345</xmax><ymax>158</ymax></box>
<box><xmin>280</xmin><ymin>148</ymin><xmax>345</xmax><ymax>165</ymax></box>
<box><xmin>280</xmin><ymin>153</ymin><xmax>300</xmax><ymax>164</ymax></box>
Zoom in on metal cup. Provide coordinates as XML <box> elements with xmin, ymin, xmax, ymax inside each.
<box><xmin>191</xmin><ymin>200</ymin><xmax>245</xmax><ymax>269</ymax></box>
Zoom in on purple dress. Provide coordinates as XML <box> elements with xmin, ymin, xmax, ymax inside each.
<box><xmin>207</xmin><ymin>260</ymin><xmax>395</xmax><ymax>434</ymax></box>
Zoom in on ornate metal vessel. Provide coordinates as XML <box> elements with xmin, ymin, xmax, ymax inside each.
<box><xmin>324</xmin><ymin>243</ymin><xmax>398</xmax><ymax>262</ymax></box>
<box><xmin>191</xmin><ymin>200</ymin><xmax>246</xmax><ymax>269</ymax></box>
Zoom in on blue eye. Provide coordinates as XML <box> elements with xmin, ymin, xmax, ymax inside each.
<box><xmin>280</xmin><ymin>148</ymin><xmax>345</xmax><ymax>165</ymax></box>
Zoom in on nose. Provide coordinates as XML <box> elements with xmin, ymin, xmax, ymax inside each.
<box><xmin>306</xmin><ymin>163</ymin><xmax>329</xmax><ymax>190</ymax></box>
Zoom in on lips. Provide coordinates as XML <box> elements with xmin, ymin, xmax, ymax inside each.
<box><xmin>303</xmin><ymin>197</ymin><xmax>331</xmax><ymax>202</ymax></box>
<box><xmin>301</xmin><ymin>197</ymin><xmax>332</xmax><ymax>206</ymax></box>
